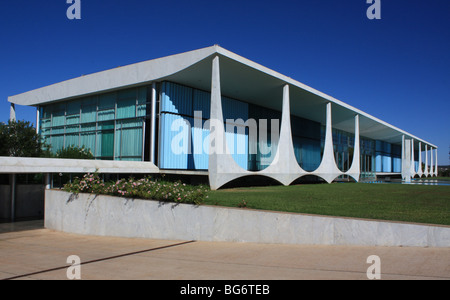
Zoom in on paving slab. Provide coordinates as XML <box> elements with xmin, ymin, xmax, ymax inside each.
<box><xmin>0</xmin><ymin>220</ymin><xmax>449</xmax><ymax>280</ymax></box>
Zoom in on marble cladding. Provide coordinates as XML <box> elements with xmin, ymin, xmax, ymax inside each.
<box><xmin>45</xmin><ymin>190</ymin><xmax>450</xmax><ymax>247</ymax></box>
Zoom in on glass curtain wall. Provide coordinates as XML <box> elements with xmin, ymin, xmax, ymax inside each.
<box><xmin>292</xmin><ymin>117</ymin><xmax>321</xmax><ymax>172</ymax></box>
<box><xmin>320</xmin><ymin>128</ymin><xmax>377</xmax><ymax>180</ymax></box>
<box><xmin>248</xmin><ymin>105</ymin><xmax>281</xmax><ymax>171</ymax></box>
<box><xmin>374</xmin><ymin>141</ymin><xmax>403</xmax><ymax>173</ymax></box>
<box><xmin>361</xmin><ymin>138</ymin><xmax>375</xmax><ymax>179</ymax></box>
<box><xmin>159</xmin><ymin>81</ymin><xmax>328</xmax><ymax>173</ymax></box>
<box><xmin>40</xmin><ymin>86</ymin><xmax>148</xmax><ymax>161</ymax></box>
<box><xmin>333</xmin><ymin>129</ymin><xmax>355</xmax><ymax>173</ymax></box>
<box><xmin>158</xmin><ymin>81</ymin><xmax>250</xmax><ymax>170</ymax></box>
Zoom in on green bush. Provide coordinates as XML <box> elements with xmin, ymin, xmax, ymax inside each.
<box><xmin>55</xmin><ymin>145</ymin><xmax>94</xmax><ymax>159</ymax></box>
<box><xmin>63</xmin><ymin>173</ymin><xmax>209</xmax><ymax>205</ymax></box>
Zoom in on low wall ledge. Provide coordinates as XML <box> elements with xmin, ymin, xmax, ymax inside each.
<box><xmin>44</xmin><ymin>190</ymin><xmax>450</xmax><ymax>248</ymax></box>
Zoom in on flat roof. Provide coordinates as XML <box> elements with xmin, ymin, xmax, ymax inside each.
<box><xmin>8</xmin><ymin>45</ymin><xmax>437</xmax><ymax>149</ymax></box>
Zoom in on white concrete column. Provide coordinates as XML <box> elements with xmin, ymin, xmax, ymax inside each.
<box><xmin>401</xmin><ymin>135</ymin><xmax>405</xmax><ymax>169</ymax></box>
<box><xmin>259</xmin><ymin>84</ymin><xmax>306</xmax><ymax>185</ymax></box>
<box><xmin>209</xmin><ymin>55</ymin><xmax>225</xmax><ymax>190</ymax></box>
<box><xmin>313</xmin><ymin>102</ymin><xmax>342</xmax><ymax>183</ymax></box>
<box><xmin>424</xmin><ymin>144</ymin><xmax>429</xmax><ymax>177</ymax></box>
<box><xmin>434</xmin><ymin>148</ymin><xmax>438</xmax><ymax>176</ymax></box>
<box><xmin>410</xmin><ymin>139</ymin><xmax>416</xmax><ymax>177</ymax></box>
<box><xmin>402</xmin><ymin>136</ymin><xmax>412</xmax><ymax>183</ymax></box>
<box><xmin>345</xmin><ymin>114</ymin><xmax>360</xmax><ymax>182</ymax></box>
<box><xmin>417</xmin><ymin>142</ymin><xmax>423</xmax><ymax>178</ymax></box>
<box><xmin>10</xmin><ymin>103</ymin><xmax>16</xmax><ymax>122</ymax></box>
<box><xmin>208</xmin><ymin>76</ymin><xmax>309</xmax><ymax>189</ymax></box>
<box><xmin>208</xmin><ymin>55</ymin><xmax>247</xmax><ymax>190</ymax></box>
<box><xmin>430</xmin><ymin>147</ymin><xmax>434</xmax><ymax>178</ymax></box>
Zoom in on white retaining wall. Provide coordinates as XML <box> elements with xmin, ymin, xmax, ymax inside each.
<box><xmin>45</xmin><ymin>190</ymin><xmax>450</xmax><ymax>247</ymax></box>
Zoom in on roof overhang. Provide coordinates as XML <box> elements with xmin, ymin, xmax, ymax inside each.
<box><xmin>0</xmin><ymin>157</ymin><xmax>159</xmax><ymax>174</ymax></box>
<box><xmin>8</xmin><ymin>45</ymin><xmax>436</xmax><ymax>149</ymax></box>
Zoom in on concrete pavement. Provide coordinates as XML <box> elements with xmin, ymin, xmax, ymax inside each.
<box><xmin>0</xmin><ymin>220</ymin><xmax>449</xmax><ymax>280</ymax></box>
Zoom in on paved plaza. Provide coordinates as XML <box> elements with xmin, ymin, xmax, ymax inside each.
<box><xmin>0</xmin><ymin>220</ymin><xmax>449</xmax><ymax>280</ymax></box>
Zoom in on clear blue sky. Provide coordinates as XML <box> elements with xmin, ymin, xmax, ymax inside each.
<box><xmin>1</xmin><ymin>0</ymin><xmax>449</xmax><ymax>165</ymax></box>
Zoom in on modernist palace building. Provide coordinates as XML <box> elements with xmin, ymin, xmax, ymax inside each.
<box><xmin>7</xmin><ymin>45</ymin><xmax>438</xmax><ymax>189</ymax></box>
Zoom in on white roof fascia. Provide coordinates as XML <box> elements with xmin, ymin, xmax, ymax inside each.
<box><xmin>8</xmin><ymin>46</ymin><xmax>218</xmax><ymax>106</ymax></box>
<box><xmin>0</xmin><ymin>156</ymin><xmax>159</xmax><ymax>174</ymax></box>
<box><xmin>7</xmin><ymin>45</ymin><xmax>436</xmax><ymax>148</ymax></box>
<box><xmin>215</xmin><ymin>46</ymin><xmax>437</xmax><ymax>148</ymax></box>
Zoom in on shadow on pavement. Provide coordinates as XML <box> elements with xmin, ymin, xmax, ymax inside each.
<box><xmin>0</xmin><ymin>219</ymin><xmax>44</xmax><ymax>234</ymax></box>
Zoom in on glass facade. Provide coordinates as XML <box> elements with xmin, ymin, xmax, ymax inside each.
<box><xmin>248</xmin><ymin>105</ymin><xmax>281</xmax><ymax>171</ymax></box>
<box><xmin>158</xmin><ymin>81</ymin><xmax>251</xmax><ymax>170</ymax></box>
<box><xmin>38</xmin><ymin>80</ymin><xmax>416</xmax><ymax>176</ymax></box>
<box><xmin>360</xmin><ymin>138</ymin><xmax>376</xmax><ymax>178</ymax></box>
<box><xmin>375</xmin><ymin>141</ymin><xmax>402</xmax><ymax>173</ymax></box>
<box><xmin>39</xmin><ymin>86</ymin><xmax>148</xmax><ymax>161</ymax></box>
<box><xmin>157</xmin><ymin>81</ymin><xmax>418</xmax><ymax>174</ymax></box>
<box><xmin>331</xmin><ymin>128</ymin><xmax>355</xmax><ymax>173</ymax></box>
<box><xmin>159</xmin><ymin>81</ymin><xmax>340</xmax><ymax>173</ymax></box>
<box><xmin>292</xmin><ymin>116</ymin><xmax>321</xmax><ymax>172</ymax></box>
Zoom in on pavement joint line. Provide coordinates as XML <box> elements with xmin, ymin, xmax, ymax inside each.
<box><xmin>1</xmin><ymin>240</ymin><xmax>196</xmax><ymax>280</ymax></box>
<box><xmin>147</xmin><ymin>253</ymin><xmax>450</xmax><ymax>280</ymax></box>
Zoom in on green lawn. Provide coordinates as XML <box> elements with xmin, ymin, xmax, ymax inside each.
<box><xmin>205</xmin><ymin>183</ymin><xmax>450</xmax><ymax>226</ymax></box>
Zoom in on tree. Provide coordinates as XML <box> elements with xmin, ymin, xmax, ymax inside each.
<box><xmin>0</xmin><ymin>120</ymin><xmax>51</xmax><ymax>157</ymax></box>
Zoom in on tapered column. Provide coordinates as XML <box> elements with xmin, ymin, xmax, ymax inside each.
<box><xmin>424</xmin><ymin>145</ymin><xmax>429</xmax><ymax>177</ymax></box>
<box><xmin>417</xmin><ymin>142</ymin><xmax>423</xmax><ymax>177</ymax></box>
<box><xmin>260</xmin><ymin>84</ymin><xmax>306</xmax><ymax>185</ymax></box>
<box><xmin>410</xmin><ymin>139</ymin><xmax>416</xmax><ymax>177</ymax></box>
<box><xmin>430</xmin><ymin>147</ymin><xmax>434</xmax><ymax>178</ymax></box>
<box><xmin>401</xmin><ymin>135</ymin><xmax>405</xmax><ymax>172</ymax></box>
<box><xmin>209</xmin><ymin>55</ymin><xmax>230</xmax><ymax>189</ymax></box>
<box><xmin>434</xmin><ymin>148</ymin><xmax>438</xmax><ymax>176</ymax></box>
<box><xmin>313</xmin><ymin>102</ymin><xmax>342</xmax><ymax>183</ymax></box>
<box><xmin>401</xmin><ymin>136</ymin><xmax>412</xmax><ymax>183</ymax></box>
<box><xmin>208</xmin><ymin>56</ymin><xmax>248</xmax><ymax>190</ymax></box>
<box><xmin>345</xmin><ymin>114</ymin><xmax>360</xmax><ymax>182</ymax></box>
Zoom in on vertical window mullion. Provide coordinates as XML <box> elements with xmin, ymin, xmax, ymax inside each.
<box><xmin>141</xmin><ymin>118</ymin><xmax>145</xmax><ymax>161</ymax></box>
<box><xmin>120</xmin><ymin>120</ymin><xmax>123</xmax><ymax>160</ymax></box>
<box><xmin>113</xmin><ymin>92</ymin><xmax>117</xmax><ymax>160</ymax></box>
<box><xmin>95</xmin><ymin>96</ymin><xmax>99</xmax><ymax>159</ymax></box>
<box><xmin>63</xmin><ymin>103</ymin><xmax>67</xmax><ymax>149</ymax></box>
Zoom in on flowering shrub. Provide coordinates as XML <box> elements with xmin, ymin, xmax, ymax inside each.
<box><xmin>63</xmin><ymin>173</ymin><xmax>209</xmax><ymax>205</ymax></box>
